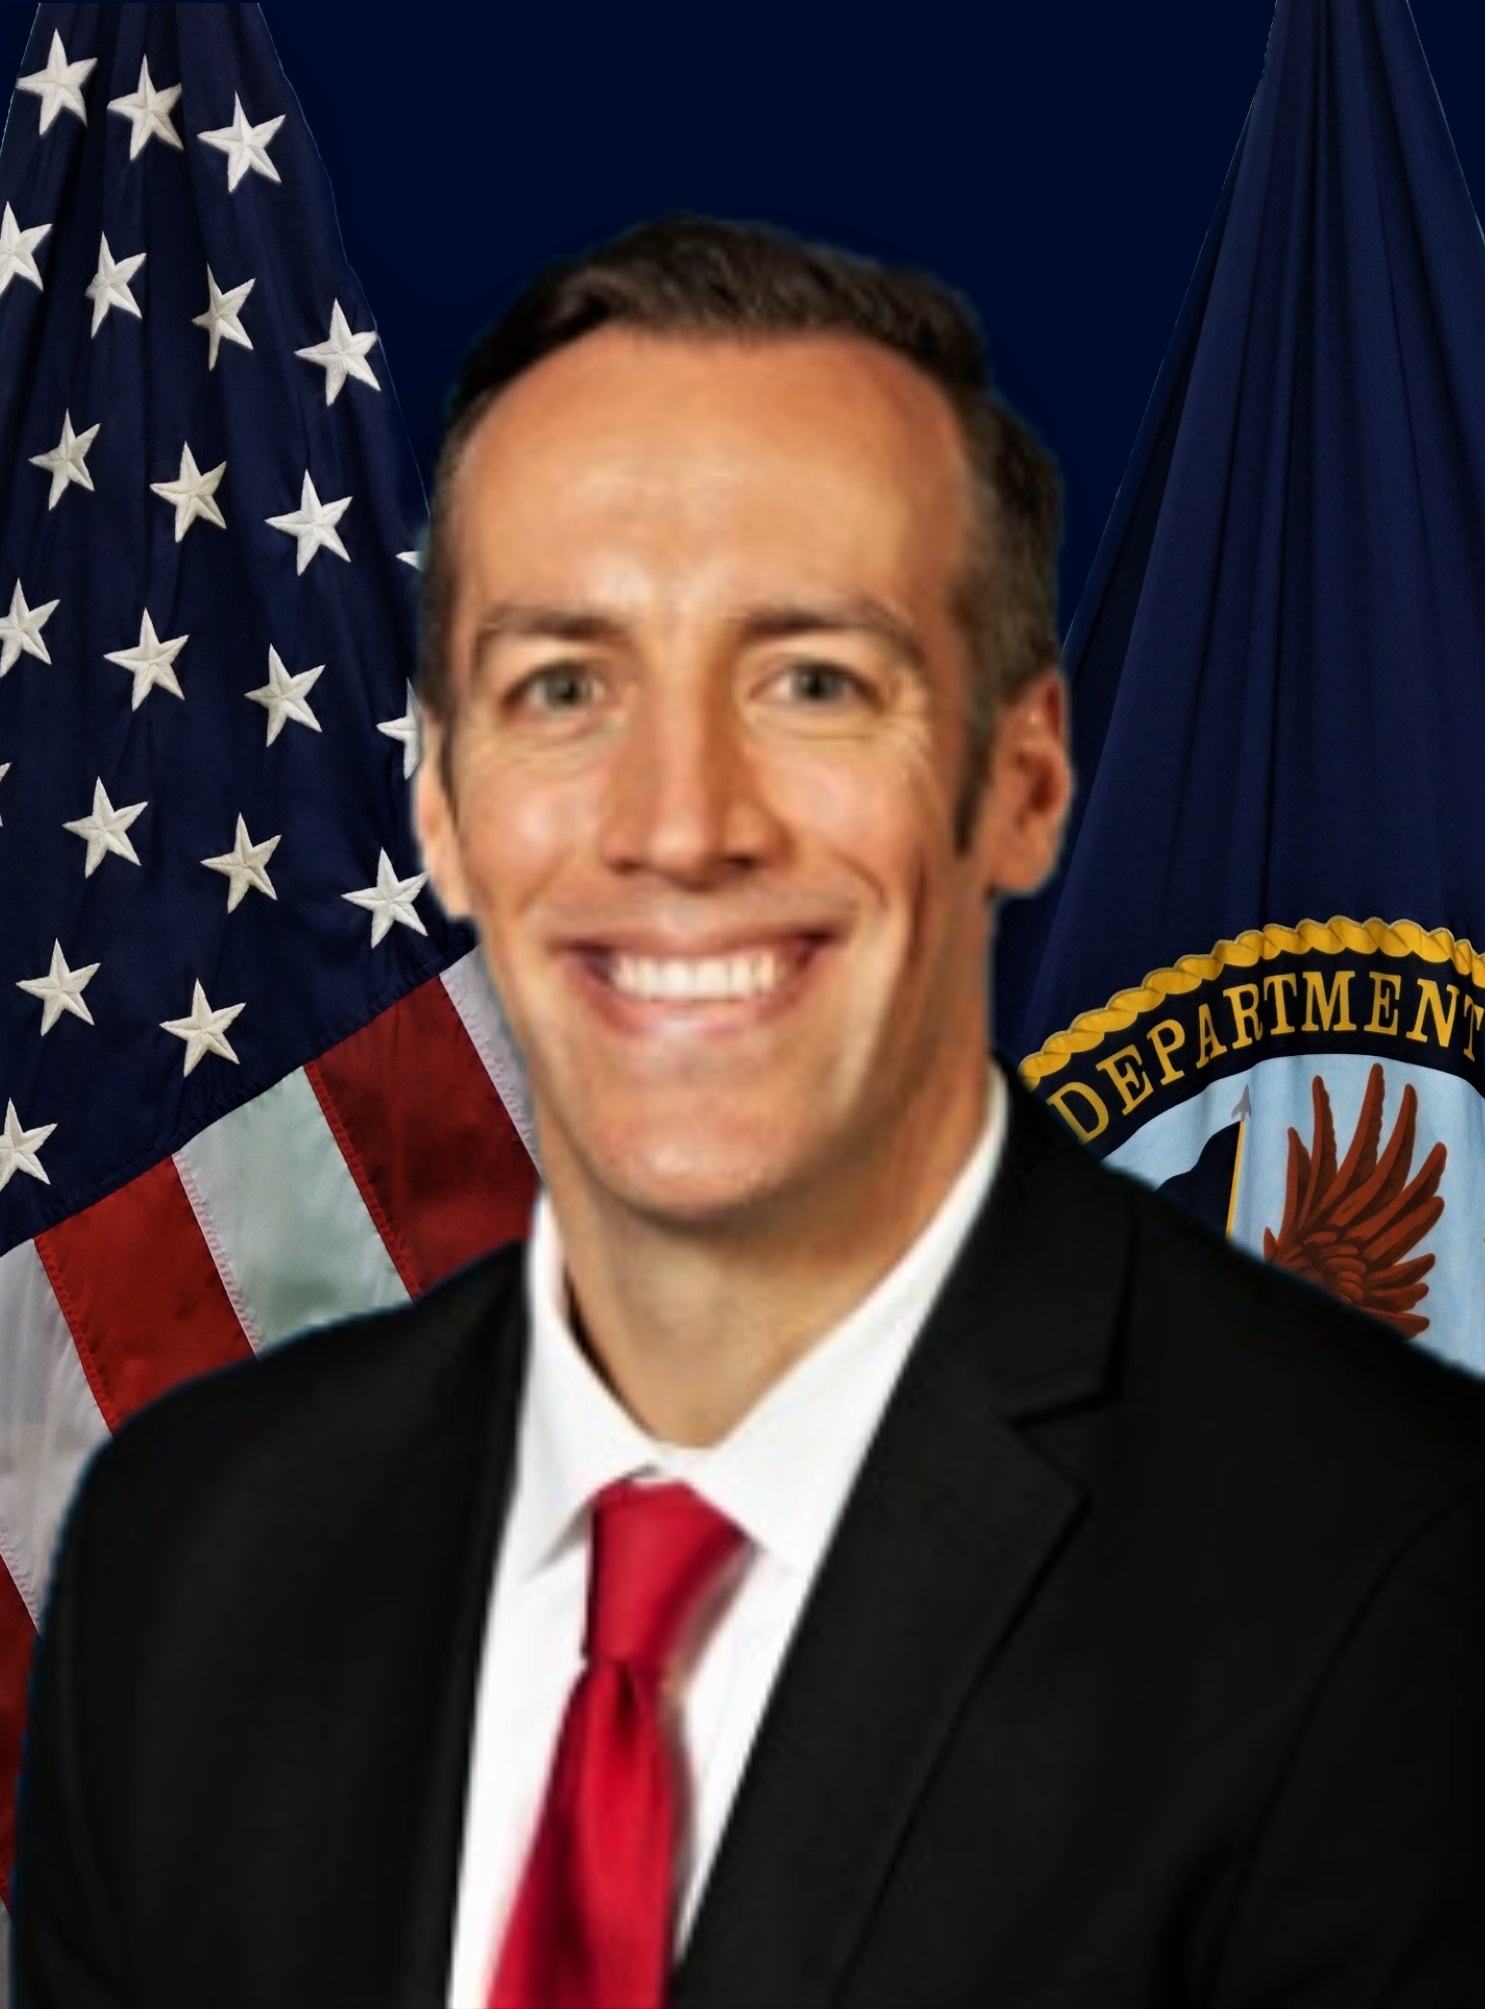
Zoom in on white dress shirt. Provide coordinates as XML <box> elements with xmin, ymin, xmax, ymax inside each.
<box><xmin>446</xmin><ymin>1072</ymin><xmax>1007</xmax><ymax>2006</ymax></box>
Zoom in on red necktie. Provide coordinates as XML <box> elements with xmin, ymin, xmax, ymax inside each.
<box><xmin>488</xmin><ymin>1479</ymin><xmax>744</xmax><ymax>2009</ymax></box>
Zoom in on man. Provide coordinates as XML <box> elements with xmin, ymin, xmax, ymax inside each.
<box><xmin>14</xmin><ymin>217</ymin><xmax>1485</xmax><ymax>2008</ymax></box>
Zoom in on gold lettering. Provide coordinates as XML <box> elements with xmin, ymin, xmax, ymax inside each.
<box><xmin>1224</xmin><ymin>983</ymin><xmax>1263</xmax><ymax>1050</ymax></box>
<box><xmin>1464</xmin><ymin>996</ymin><xmax>1484</xmax><ymax>1062</ymax></box>
<box><xmin>1406</xmin><ymin>979</ymin><xmax>1460</xmax><ymax>1048</ymax></box>
<box><xmin>1301</xmin><ymin>969</ymin><xmax>1356</xmax><ymax>1033</ymax></box>
<box><xmin>1095</xmin><ymin>1044</ymin><xmax>1155</xmax><ymax>1118</ymax></box>
<box><xmin>1263</xmin><ymin>973</ymin><xmax>1298</xmax><ymax>1035</ymax></box>
<box><xmin>1146</xmin><ymin>1018</ymin><xmax>1186</xmax><ymax>1086</ymax></box>
<box><xmin>1047</xmin><ymin>1080</ymin><xmax>1109</xmax><ymax>1143</ymax></box>
<box><xmin>1365</xmin><ymin>971</ymin><xmax>1402</xmax><ymax>1035</ymax></box>
<box><xmin>1196</xmin><ymin>1003</ymin><xmax>1228</xmax><ymax>1068</ymax></box>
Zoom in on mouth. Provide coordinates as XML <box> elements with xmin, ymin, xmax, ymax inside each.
<box><xmin>567</xmin><ymin>935</ymin><xmax>829</xmax><ymax>1030</ymax></box>
<box><xmin>608</xmin><ymin>946</ymin><xmax>795</xmax><ymax>1002</ymax></box>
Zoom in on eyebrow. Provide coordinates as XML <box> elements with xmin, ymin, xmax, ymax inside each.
<box><xmin>730</xmin><ymin>596</ymin><xmax>928</xmax><ymax>672</ymax></box>
<box><xmin>470</xmin><ymin>595</ymin><xmax>927</xmax><ymax>673</ymax></box>
<box><xmin>471</xmin><ymin>606</ymin><xmax>627</xmax><ymax>664</ymax></box>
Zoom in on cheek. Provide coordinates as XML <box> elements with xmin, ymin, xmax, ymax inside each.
<box><xmin>780</xmin><ymin>753</ymin><xmax>988</xmax><ymax>1013</ymax></box>
<box><xmin>767</xmin><ymin>737</ymin><xmax>951</xmax><ymax>903</ymax></box>
<box><xmin>449</xmin><ymin>753</ymin><xmax>593</xmax><ymax>915</ymax></box>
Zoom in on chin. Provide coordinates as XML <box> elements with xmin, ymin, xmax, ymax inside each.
<box><xmin>563</xmin><ymin>1118</ymin><xmax>812</xmax><ymax>1236</ymax></box>
<box><xmin>611</xmin><ymin>1158</ymin><xmax>784</xmax><ymax>1233</ymax></box>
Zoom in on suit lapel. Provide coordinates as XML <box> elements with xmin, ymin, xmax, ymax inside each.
<box><xmin>674</xmin><ymin>1087</ymin><xmax>1133</xmax><ymax>2009</ymax></box>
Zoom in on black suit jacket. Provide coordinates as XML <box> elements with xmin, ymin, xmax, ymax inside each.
<box><xmin>15</xmin><ymin>1081</ymin><xmax>1485</xmax><ymax>2007</ymax></box>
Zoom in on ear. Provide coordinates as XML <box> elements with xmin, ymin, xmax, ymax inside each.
<box><xmin>413</xmin><ymin>718</ymin><xmax>474</xmax><ymax>920</ymax></box>
<box><xmin>969</xmin><ymin>667</ymin><xmax>1073</xmax><ymax>898</ymax></box>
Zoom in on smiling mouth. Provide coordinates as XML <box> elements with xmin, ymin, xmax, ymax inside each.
<box><xmin>608</xmin><ymin>947</ymin><xmax>788</xmax><ymax>1002</ymax></box>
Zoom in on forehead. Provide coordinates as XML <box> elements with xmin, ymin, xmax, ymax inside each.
<box><xmin>445</xmin><ymin>329</ymin><xmax>974</xmax><ymax>614</ymax></box>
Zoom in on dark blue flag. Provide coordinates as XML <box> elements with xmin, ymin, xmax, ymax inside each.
<box><xmin>994</xmin><ymin>0</ymin><xmax>1485</xmax><ymax>1364</ymax></box>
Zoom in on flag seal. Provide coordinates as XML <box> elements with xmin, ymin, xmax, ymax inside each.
<box><xmin>1021</xmin><ymin>917</ymin><xmax>1484</xmax><ymax>1349</ymax></box>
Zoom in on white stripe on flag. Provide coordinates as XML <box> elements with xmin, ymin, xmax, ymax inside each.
<box><xmin>441</xmin><ymin>951</ymin><xmax>538</xmax><ymax>1158</ymax></box>
<box><xmin>0</xmin><ymin>1243</ymin><xmax>110</xmax><ymax>1623</ymax></box>
<box><xmin>176</xmin><ymin>1069</ymin><xmax>410</xmax><ymax>1351</ymax></box>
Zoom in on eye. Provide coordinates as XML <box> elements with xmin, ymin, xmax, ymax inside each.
<box><xmin>776</xmin><ymin>661</ymin><xmax>870</xmax><ymax>705</ymax></box>
<box><xmin>513</xmin><ymin>663</ymin><xmax>602</xmax><ymax>713</ymax></box>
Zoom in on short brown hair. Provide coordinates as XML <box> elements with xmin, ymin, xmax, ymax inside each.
<box><xmin>420</xmin><ymin>215</ymin><xmax>1061</xmax><ymax>835</ymax></box>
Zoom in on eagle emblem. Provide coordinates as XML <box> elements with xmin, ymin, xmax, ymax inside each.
<box><xmin>1262</xmin><ymin>1063</ymin><xmax>1446</xmax><ymax>1336</ymax></box>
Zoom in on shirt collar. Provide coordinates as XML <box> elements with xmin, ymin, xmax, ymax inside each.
<box><xmin>506</xmin><ymin>1067</ymin><xmax>1007</xmax><ymax>1586</ymax></box>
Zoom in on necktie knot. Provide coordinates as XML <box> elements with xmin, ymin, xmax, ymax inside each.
<box><xmin>585</xmin><ymin>1478</ymin><xmax>742</xmax><ymax>1674</ymax></box>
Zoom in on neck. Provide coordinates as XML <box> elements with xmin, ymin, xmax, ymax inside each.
<box><xmin>543</xmin><ymin>1067</ymin><xmax>993</xmax><ymax>1445</ymax></box>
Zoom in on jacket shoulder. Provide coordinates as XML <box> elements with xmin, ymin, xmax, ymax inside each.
<box><xmin>1005</xmin><ymin>1076</ymin><xmax>1485</xmax><ymax>1488</ymax></box>
<box><xmin>49</xmin><ymin>1240</ymin><xmax>528</xmax><ymax>1612</ymax></box>
<box><xmin>116</xmin><ymin>1236</ymin><xmax>524</xmax><ymax>1444</ymax></box>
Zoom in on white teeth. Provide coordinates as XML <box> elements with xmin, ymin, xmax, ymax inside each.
<box><xmin>611</xmin><ymin>951</ymin><xmax>782</xmax><ymax>1001</ymax></box>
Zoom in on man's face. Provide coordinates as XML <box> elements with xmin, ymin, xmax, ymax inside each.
<box><xmin>418</xmin><ymin>331</ymin><xmax>1069</xmax><ymax>1242</ymax></box>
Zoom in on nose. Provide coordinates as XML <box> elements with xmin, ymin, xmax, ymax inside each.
<box><xmin>598</xmin><ymin>673</ymin><xmax>783</xmax><ymax>885</ymax></box>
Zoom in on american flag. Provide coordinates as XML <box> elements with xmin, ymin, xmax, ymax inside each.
<box><xmin>0</xmin><ymin>0</ymin><xmax>537</xmax><ymax>1938</ymax></box>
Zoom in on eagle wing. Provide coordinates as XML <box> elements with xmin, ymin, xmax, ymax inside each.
<box><xmin>1261</xmin><ymin>1064</ymin><xmax>1445</xmax><ymax>1336</ymax></box>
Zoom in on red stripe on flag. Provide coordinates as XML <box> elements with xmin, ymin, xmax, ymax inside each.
<box><xmin>36</xmin><ymin>1161</ymin><xmax>254</xmax><ymax>1432</ymax></box>
<box><xmin>0</xmin><ymin>1555</ymin><xmax>35</xmax><ymax>1905</ymax></box>
<box><xmin>307</xmin><ymin>974</ymin><xmax>536</xmax><ymax>1295</ymax></box>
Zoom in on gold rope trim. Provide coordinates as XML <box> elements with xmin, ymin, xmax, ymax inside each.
<box><xmin>1019</xmin><ymin>917</ymin><xmax>1485</xmax><ymax>1086</ymax></box>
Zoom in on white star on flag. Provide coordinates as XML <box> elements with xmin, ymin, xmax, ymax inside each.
<box><xmin>160</xmin><ymin>981</ymin><xmax>244</xmax><ymax>1075</ymax></box>
<box><xmin>192</xmin><ymin>267</ymin><xmax>255</xmax><ymax>369</ymax></box>
<box><xmin>106</xmin><ymin>56</ymin><xmax>183</xmax><ymax>156</ymax></box>
<box><xmin>17</xmin><ymin>31</ymin><xmax>96</xmax><ymax>133</ymax></box>
<box><xmin>85</xmin><ymin>233</ymin><xmax>146</xmax><ymax>335</ymax></box>
<box><xmin>397</xmin><ymin>549</ymin><xmax>421</xmax><ymax>570</ymax></box>
<box><xmin>63</xmin><ymin>778</ymin><xmax>147</xmax><ymax>876</ymax></box>
<box><xmin>0</xmin><ymin>204</ymin><xmax>51</xmax><ymax>298</ymax></box>
<box><xmin>266</xmin><ymin>472</ymin><xmax>351</xmax><ymax>573</ymax></box>
<box><xmin>0</xmin><ymin>1102</ymin><xmax>55</xmax><ymax>1192</ymax></box>
<box><xmin>377</xmin><ymin>684</ymin><xmax>422</xmax><ymax>779</ymax></box>
<box><xmin>0</xmin><ymin>762</ymin><xmax>10</xmax><ymax>825</ymax></box>
<box><xmin>29</xmin><ymin>410</ymin><xmax>100</xmax><ymax>509</ymax></box>
<box><xmin>246</xmin><ymin>646</ymin><xmax>324</xmax><ymax>743</ymax></box>
<box><xmin>295</xmin><ymin>301</ymin><xmax>380</xmax><ymax>405</ymax></box>
<box><xmin>150</xmin><ymin>443</ymin><xmax>227</xmax><ymax>540</ymax></box>
<box><xmin>343</xmin><ymin>850</ymin><xmax>429</xmax><ymax>947</ymax></box>
<box><xmin>198</xmin><ymin>95</ymin><xmax>285</xmax><ymax>190</ymax></box>
<box><xmin>103</xmin><ymin>611</ymin><xmax>189</xmax><ymax>708</ymax></box>
<box><xmin>17</xmin><ymin>941</ymin><xmax>100</xmax><ymax>1034</ymax></box>
<box><xmin>0</xmin><ymin>579</ymin><xmax>60</xmax><ymax>675</ymax></box>
<box><xmin>202</xmin><ymin>816</ymin><xmax>280</xmax><ymax>910</ymax></box>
